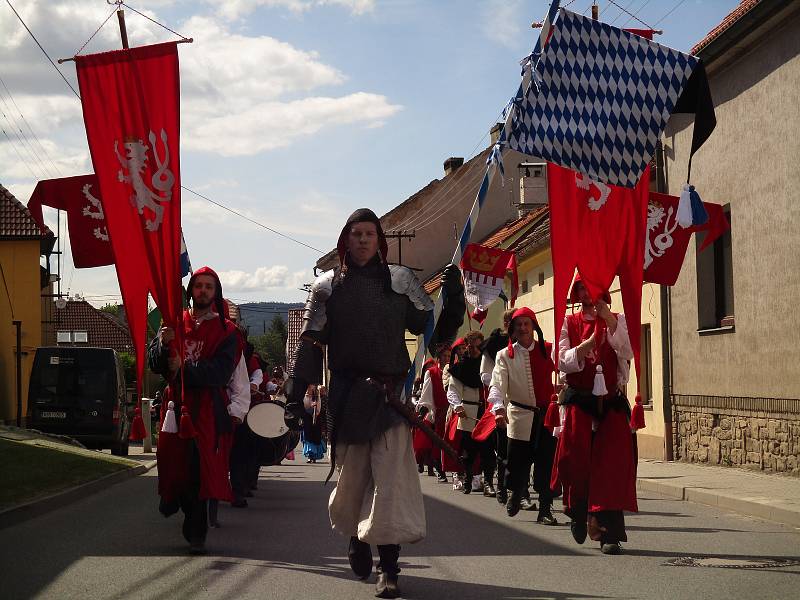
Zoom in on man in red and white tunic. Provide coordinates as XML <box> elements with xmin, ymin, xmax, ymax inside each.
<box><xmin>488</xmin><ymin>307</ymin><xmax>558</xmax><ymax>523</ymax></box>
<box><xmin>552</xmin><ymin>276</ymin><xmax>638</xmax><ymax>555</ymax></box>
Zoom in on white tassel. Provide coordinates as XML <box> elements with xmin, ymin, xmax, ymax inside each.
<box><xmin>676</xmin><ymin>183</ymin><xmax>694</xmax><ymax>228</ymax></box>
<box><xmin>592</xmin><ymin>365</ymin><xmax>608</xmax><ymax>396</ymax></box>
<box><xmin>161</xmin><ymin>400</ymin><xmax>178</xmax><ymax>433</ymax></box>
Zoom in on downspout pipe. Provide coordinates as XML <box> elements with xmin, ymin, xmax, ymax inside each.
<box><xmin>656</xmin><ymin>141</ymin><xmax>674</xmax><ymax>461</ymax></box>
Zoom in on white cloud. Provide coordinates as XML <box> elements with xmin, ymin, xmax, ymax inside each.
<box><xmin>214</xmin><ymin>0</ymin><xmax>376</xmax><ymax>20</ymax></box>
<box><xmin>482</xmin><ymin>0</ymin><xmax>523</xmax><ymax>48</ymax></box>
<box><xmin>185</xmin><ymin>92</ymin><xmax>401</xmax><ymax>156</ymax></box>
<box><xmin>218</xmin><ymin>265</ymin><xmax>309</xmax><ymax>291</ymax></box>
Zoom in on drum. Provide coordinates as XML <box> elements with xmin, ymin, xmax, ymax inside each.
<box><xmin>245</xmin><ymin>399</ymin><xmax>300</xmax><ymax>466</ymax></box>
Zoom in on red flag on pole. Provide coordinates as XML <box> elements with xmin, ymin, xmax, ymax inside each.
<box><xmin>27</xmin><ymin>175</ymin><xmax>114</xmax><ymax>268</ymax></box>
<box><xmin>548</xmin><ymin>164</ymin><xmax>649</xmax><ymax>396</ymax></box>
<box><xmin>75</xmin><ymin>42</ymin><xmax>183</xmax><ymax>390</ymax></box>
<box><xmin>644</xmin><ymin>192</ymin><xmax>730</xmax><ymax>286</ymax></box>
<box><xmin>460</xmin><ymin>243</ymin><xmax>519</xmax><ymax>324</ymax></box>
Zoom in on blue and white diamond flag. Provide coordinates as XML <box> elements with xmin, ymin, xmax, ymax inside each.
<box><xmin>507</xmin><ymin>9</ymin><xmax>712</xmax><ymax>188</ymax></box>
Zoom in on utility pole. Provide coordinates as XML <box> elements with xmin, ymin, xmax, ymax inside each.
<box><xmin>385</xmin><ymin>230</ymin><xmax>416</xmax><ymax>266</ymax></box>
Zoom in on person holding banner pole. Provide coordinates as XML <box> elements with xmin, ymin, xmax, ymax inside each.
<box><xmin>552</xmin><ymin>276</ymin><xmax>638</xmax><ymax>555</ymax></box>
<box><xmin>148</xmin><ymin>267</ymin><xmax>239</xmax><ymax>555</ymax></box>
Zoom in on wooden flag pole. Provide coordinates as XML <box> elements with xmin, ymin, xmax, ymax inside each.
<box><xmin>116</xmin><ymin>4</ymin><xmax>130</xmax><ymax>49</ymax></box>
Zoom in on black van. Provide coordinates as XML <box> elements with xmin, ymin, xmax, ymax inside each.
<box><xmin>28</xmin><ymin>347</ymin><xmax>131</xmax><ymax>455</ymax></box>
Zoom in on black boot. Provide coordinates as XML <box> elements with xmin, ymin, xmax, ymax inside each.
<box><xmin>483</xmin><ymin>482</ymin><xmax>496</xmax><ymax>497</ymax></box>
<box><xmin>536</xmin><ymin>504</ymin><xmax>558</xmax><ymax>526</ymax></box>
<box><xmin>506</xmin><ymin>491</ymin><xmax>521</xmax><ymax>517</ymax></box>
<box><xmin>348</xmin><ymin>536</ymin><xmax>373</xmax><ymax>579</ymax></box>
<box><xmin>496</xmin><ymin>487</ymin><xmax>508</xmax><ymax>505</ymax></box>
<box><xmin>462</xmin><ymin>471</ymin><xmax>472</xmax><ymax>494</ymax></box>
<box><xmin>376</xmin><ymin>545</ymin><xmax>400</xmax><ymax>598</ymax></box>
<box><xmin>570</xmin><ymin>520</ymin><xmax>588</xmax><ymax>544</ymax></box>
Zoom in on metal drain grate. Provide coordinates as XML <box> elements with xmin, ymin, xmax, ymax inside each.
<box><xmin>665</xmin><ymin>557</ymin><xmax>800</xmax><ymax>569</ymax></box>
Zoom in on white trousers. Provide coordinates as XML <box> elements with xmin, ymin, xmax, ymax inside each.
<box><xmin>329</xmin><ymin>422</ymin><xmax>426</xmax><ymax>545</ymax></box>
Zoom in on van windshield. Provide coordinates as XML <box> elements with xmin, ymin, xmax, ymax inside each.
<box><xmin>35</xmin><ymin>360</ymin><xmax>112</xmax><ymax>403</ymax></box>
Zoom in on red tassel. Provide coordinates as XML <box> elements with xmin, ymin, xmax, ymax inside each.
<box><xmin>129</xmin><ymin>405</ymin><xmax>147</xmax><ymax>441</ymax></box>
<box><xmin>179</xmin><ymin>405</ymin><xmax>197</xmax><ymax>439</ymax></box>
<box><xmin>630</xmin><ymin>393</ymin><xmax>646</xmax><ymax>430</ymax></box>
<box><xmin>544</xmin><ymin>393</ymin><xmax>561</xmax><ymax>429</ymax></box>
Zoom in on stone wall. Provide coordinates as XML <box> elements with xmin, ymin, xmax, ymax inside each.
<box><xmin>672</xmin><ymin>395</ymin><xmax>800</xmax><ymax>476</ymax></box>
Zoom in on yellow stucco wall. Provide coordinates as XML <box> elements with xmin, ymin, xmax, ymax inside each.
<box><xmin>0</xmin><ymin>240</ymin><xmax>43</xmax><ymax>423</ymax></box>
<box><xmin>664</xmin><ymin>12</ymin><xmax>800</xmax><ymax>401</ymax></box>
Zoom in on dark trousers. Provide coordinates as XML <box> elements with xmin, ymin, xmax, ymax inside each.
<box><xmin>377</xmin><ymin>544</ymin><xmax>401</xmax><ymax>575</ymax></box>
<box><xmin>180</xmin><ymin>443</ymin><xmax>208</xmax><ymax>543</ymax></box>
<box><xmin>230</xmin><ymin>425</ymin><xmax>258</xmax><ymax>500</ymax></box>
<box><xmin>506</xmin><ymin>414</ymin><xmax>556</xmax><ymax>507</ymax></box>
<box><xmin>495</xmin><ymin>426</ymin><xmax>508</xmax><ymax>491</ymax></box>
<box><xmin>460</xmin><ymin>430</ymin><xmax>496</xmax><ymax>481</ymax></box>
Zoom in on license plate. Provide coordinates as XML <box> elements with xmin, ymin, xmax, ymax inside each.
<box><xmin>40</xmin><ymin>411</ymin><xmax>66</xmax><ymax>419</ymax></box>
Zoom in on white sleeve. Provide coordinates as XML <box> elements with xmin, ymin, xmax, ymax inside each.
<box><xmin>418</xmin><ymin>371</ymin><xmax>434</xmax><ymax>412</ymax></box>
<box><xmin>488</xmin><ymin>352</ymin><xmax>509</xmax><ymax>414</ymax></box>
<box><xmin>227</xmin><ymin>355</ymin><xmax>251</xmax><ymax>420</ymax></box>
<box><xmin>265</xmin><ymin>381</ymin><xmax>278</xmax><ymax>393</ymax></box>
<box><xmin>249</xmin><ymin>368</ymin><xmax>263</xmax><ymax>387</ymax></box>
<box><xmin>488</xmin><ymin>386</ymin><xmax>505</xmax><ymax>414</ymax></box>
<box><xmin>447</xmin><ymin>376</ymin><xmax>464</xmax><ymax>408</ymax></box>
<box><xmin>607</xmin><ymin>313</ymin><xmax>634</xmax><ymax>361</ymax></box>
<box><xmin>558</xmin><ymin>319</ymin><xmax>584</xmax><ymax>374</ymax></box>
<box><xmin>480</xmin><ymin>354</ymin><xmax>494</xmax><ymax>387</ymax></box>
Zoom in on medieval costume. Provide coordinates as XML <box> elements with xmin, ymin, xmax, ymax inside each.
<box><xmin>447</xmin><ymin>347</ymin><xmax>497</xmax><ymax>496</ymax></box>
<box><xmin>551</xmin><ymin>285</ymin><xmax>638</xmax><ymax>555</ymax></box>
<box><xmin>417</xmin><ymin>357</ymin><xmax>450</xmax><ymax>483</ymax></box>
<box><xmin>148</xmin><ymin>266</ymin><xmax>239</xmax><ymax>554</ymax></box>
<box><xmin>480</xmin><ymin>326</ymin><xmax>509</xmax><ymax>504</ymax></box>
<box><xmin>301</xmin><ymin>387</ymin><xmax>327</xmax><ymax>463</ymax></box>
<box><xmin>284</xmin><ymin>208</ymin><xmax>464</xmax><ymax>598</ymax></box>
<box><xmin>488</xmin><ymin>308</ymin><xmax>558</xmax><ymax>523</ymax></box>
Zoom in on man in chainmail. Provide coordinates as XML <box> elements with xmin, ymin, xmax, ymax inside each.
<box><xmin>283</xmin><ymin>208</ymin><xmax>464</xmax><ymax>599</ymax></box>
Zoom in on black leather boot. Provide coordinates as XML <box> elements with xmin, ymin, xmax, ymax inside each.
<box><xmin>376</xmin><ymin>544</ymin><xmax>400</xmax><ymax>598</ymax></box>
<box><xmin>536</xmin><ymin>504</ymin><xmax>558</xmax><ymax>526</ymax></box>
<box><xmin>506</xmin><ymin>491</ymin><xmax>521</xmax><ymax>517</ymax></box>
<box><xmin>348</xmin><ymin>536</ymin><xmax>373</xmax><ymax>579</ymax></box>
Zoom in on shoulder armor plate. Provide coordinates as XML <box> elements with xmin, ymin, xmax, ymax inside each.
<box><xmin>389</xmin><ymin>265</ymin><xmax>434</xmax><ymax>311</ymax></box>
<box><xmin>302</xmin><ymin>269</ymin><xmax>335</xmax><ymax>333</ymax></box>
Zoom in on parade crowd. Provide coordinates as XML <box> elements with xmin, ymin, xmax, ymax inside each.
<box><xmin>147</xmin><ymin>209</ymin><xmax>640</xmax><ymax>600</ymax></box>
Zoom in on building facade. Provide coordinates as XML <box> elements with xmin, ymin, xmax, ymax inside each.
<box><xmin>664</xmin><ymin>0</ymin><xmax>800</xmax><ymax>474</ymax></box>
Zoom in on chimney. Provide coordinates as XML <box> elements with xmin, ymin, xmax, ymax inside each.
<box><xmin>443</xmin><ymin>157</ymin><xmax>464</xmax><ymax>176</ymax></box>
<box><xmin>490</xmin><ymin>122</ymin><xmax>504</xmax><ymax>145</ymax></box>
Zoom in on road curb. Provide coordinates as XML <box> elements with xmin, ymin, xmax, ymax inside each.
<box><xmin>0</xmin><ymin>459</ymin><xmax>157</xmax><ymax>530</ymax></box>
<box><xmin>636</xmin><ymin>478</ymin><xmax>800</xmax><ymax>528</ymax></box>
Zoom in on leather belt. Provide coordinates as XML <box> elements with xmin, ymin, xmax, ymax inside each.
<box><xmin>509</xmin><ymin>400</ymin><xmax>538</xmax><ymax>411</ymax></box>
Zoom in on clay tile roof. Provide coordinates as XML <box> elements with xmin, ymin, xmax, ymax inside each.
<box><xmin>691</xmin><ymin>0</ymin><xmax>761</xmax><ymax>55</ymax></box>
<box><xmin>422</xmin><ymin>206</ymin><xmax>550</xmax><ymax>294</ymax></box>
<box><xmin>51</xmin><ymin>300</ymin><xmax>134</xmax><ymax>353</ymax></box>
<box><xmin>0</xmin><ymin>183</ymin><xmax>48</xmax><ymax>240</ymax></box>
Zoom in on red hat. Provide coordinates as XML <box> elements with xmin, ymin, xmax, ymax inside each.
<box><xmin>450</xmin><ymin>337</ymin><xmax>465</xmax><ymax>351</ymax></box>
<box><xmin>569</xmin><ymin>273</ymin><xmax>611</xmax><ymax>305</ymax></box>
<box><xmin>507</xmin><ymin>307</ymin><xmax>539</xmax><ymax>358</ymax></box>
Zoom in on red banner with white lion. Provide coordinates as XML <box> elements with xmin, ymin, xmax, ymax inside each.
<box><xmin>76</xmin><ymin>41</ymin><xmax>183</xmax><ymax>387</ymax></box>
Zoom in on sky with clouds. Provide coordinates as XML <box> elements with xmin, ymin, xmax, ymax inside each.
<box><xmin>1</xmin><ymin>0</ymin><xmax>739</xmax><ymax>306</ymax></box>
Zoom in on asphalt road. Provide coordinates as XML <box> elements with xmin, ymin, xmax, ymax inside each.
<box><xmin>1</xmin><ymin>452</ymin><xmax>799</xmax><ymax>600</ymax></box>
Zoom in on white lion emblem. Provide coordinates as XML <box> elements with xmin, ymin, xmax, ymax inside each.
<box><xmin>114</xmin><ymin>129</ymin><xmax>174</xmax><ymax>232</ymax></box>
<box><xmin>644</xmin><ymin>201</ymin><xmax>679</xmax><ymax>269</ymax></box>
<box><xmin>575</xmin><ymin>172</ymin><xmax>611</xmax><ymax>211</ymax></box>
<box><xmin>81</xmin><ymin>183</ymin><xmax>110</xmax><ymax>242</ymax></box>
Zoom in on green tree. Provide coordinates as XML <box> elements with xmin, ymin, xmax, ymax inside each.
<box><xmin>250</xmin><ymin>315</ymin><xmax>289</xmax><ymax>369</ymax></box>
<box><xmin>118</xmin><ymin>351</ymin><xmax>137</xmax><ymax>385</ymax></box>
<box><xmin>99</xmin><ymin>303</ymin><xmax>121</xmax><ymax>317</ymax></box>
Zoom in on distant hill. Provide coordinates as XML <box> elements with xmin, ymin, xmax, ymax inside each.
<box><xmin>238</xmin><ymin>302</ymin><xmax>303</xmax><ymax>336</ymax></box>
